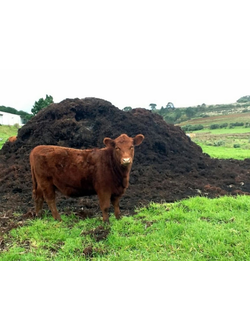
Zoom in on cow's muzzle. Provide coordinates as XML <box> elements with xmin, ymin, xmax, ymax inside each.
<box><xmin>122</xmin><ymin>158</ymin><xmax>131</xmax><ymax>165</ymax></box>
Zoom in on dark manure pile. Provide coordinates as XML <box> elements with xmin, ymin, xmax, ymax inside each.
<box><xmin>1</xmin><ymin>97</ymin><xmax>250</xmax><ymax>219</ymax></box>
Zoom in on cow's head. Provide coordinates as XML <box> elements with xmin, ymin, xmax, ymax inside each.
<box><xmin>104</xmin><ymin>134</ymin><xmax>144</xmax><ymax>166</ymax></box>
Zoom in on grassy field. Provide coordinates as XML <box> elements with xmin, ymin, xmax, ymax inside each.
<box><xmin>196</xmin><ymin>142</ymin><xmax>250</xmax><ymax>160</ymax></box>
<box><xmin>1</xmin><ymin>195</ymin><xmax>250</xmax><ymax>261</ymax></box>
<box><xmin>0</xmin><ymin>125</ymin><xmax>18</xmax><ymax>148</ymax></box>
<box><xmin>176</xmin><ymin>110</ymin><xmax>250</xmax><ymax>160</ymax></box>
<box><xmin>186</xmin><ymin>126</ymin><xmax>250</xmax><ymax>160</ymax></box>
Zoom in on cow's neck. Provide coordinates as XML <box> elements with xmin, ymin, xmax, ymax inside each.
<box><xmin>120</xmin><ymin>165</ymin><xmax>131</xmax><ymax>189</ymax></box>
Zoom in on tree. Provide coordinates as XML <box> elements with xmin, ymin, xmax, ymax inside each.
<box><xmin>159</xmin><ymin>106</ymin><xmax>165</xmax><ymax>115</ymax></box>
<box><xmin>149</xmin><ymin>103</ymin><xmax>157</xmax><ymax>110</ymax></box>
<box><xmin>186</xmin><ymin>107</ymin><xmax>196</xmax><ymax>118</ymax></box>
<box><xmin>0</xmin><ymin>106</ymin><xmax>17</xmax><ymax>114</ymax></box>
<box><xmin>31</xmin><ymin>94</ymin><xmax>54</xmax><ymax>115</ymax></box>
<box><xmin>123</xmin><ymin>106</ymin><xmax>132</xmax><ymax>111</ymax></box>
<box><xmin>18</xmin><ymin>110</ymin><xmax>33</xmax><ymax>123</ymax></box>
<box><xmin>166</xmin><ymin>102</ymin><xmax>175</xmax><ymax>110</ymax></box>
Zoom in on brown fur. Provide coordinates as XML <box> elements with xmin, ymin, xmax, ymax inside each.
<box><xmin>29</xmin><ymin>134</ymin><xmax>144</xmax><ymax>222</ymax></box>
<box><xmin>8</xmin><ymin>136</ymin><xmax>17</xmax><ymax>142</ymax></box>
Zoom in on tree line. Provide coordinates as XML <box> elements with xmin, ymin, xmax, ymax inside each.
<box><xmin>142</xmin><ymin>97</ymin><xmax>250</xmax><ymax>125</ymax></box>
<box><xmin>0</xmin><ymin>94</ymin><xmax>54</xmax><ymax>124</ymax></box>
<box><xmin>3</xmin><ymin>94</ymin><xmax>250</xmax><ymax>126</ymax></box>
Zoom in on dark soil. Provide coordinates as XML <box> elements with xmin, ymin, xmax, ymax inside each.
<box><xmin>1</xmin><ymin>97</ymin><xmax>250</xmax><ymax>234</ymax></box>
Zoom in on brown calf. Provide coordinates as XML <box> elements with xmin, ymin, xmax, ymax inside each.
<box><xmin>29</xmin><ymin>134</ymin><xmax>144</xmax><ymax>222</ymax></box>
<box><xmin>8</xmin><ymin>136</ymin><xmax>17</xmax><ymax>142</ymax></box>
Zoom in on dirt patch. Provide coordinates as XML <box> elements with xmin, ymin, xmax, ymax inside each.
<box><xmin>1</xmin><ymin>97</ymin><xmax>250</xmax><ymax>232</ymax></box>
<box><xmin>81</xmin><ymin>225</ymin><xmax>111</xmax><ymax>242</ymax></box>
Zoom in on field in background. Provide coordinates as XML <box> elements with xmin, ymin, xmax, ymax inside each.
<box><xmin>179</xmin><ymin>111</ymin><xmax>250</xmax><ymax>128</ymax></box>
<box><xmin>195</xmin><ymin>142</ymin><xmax>250</xmax><ymax>160</ymax></box>
<box><xmin>179</xmin><ymin>112</ymin><xmax>250</xmax><ymax>160</ymax></box>
<box><xmin>189</xmin><ymin>129</ymin><xmax>250</xmax><ymax>160</ymax></box>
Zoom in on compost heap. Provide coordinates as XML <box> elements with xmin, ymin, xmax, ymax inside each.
<box><xmin>1</xmin><ymin>97</ymin><xmax>250</xmax><ymax>219</ymax></box>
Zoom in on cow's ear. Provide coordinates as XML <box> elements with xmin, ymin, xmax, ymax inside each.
<box><xmin>103</xmin><ymin>137</ymin><xmax>115</xmax><ymax>148</ymax></box>
<box><xmin>133</xmin><ymin>134</ymin><xmax>144</xmax><ymax>146</ymax></box>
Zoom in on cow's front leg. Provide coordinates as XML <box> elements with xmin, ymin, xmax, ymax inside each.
<box><xmin>111</xmin><ymin>195</ymin><xmax>121</xmax><ymax>219</ymax></box>
<box><xmin>97</xmin><ymin>192</ymin><xmax>111</xmax><ymax>223</ymax></box>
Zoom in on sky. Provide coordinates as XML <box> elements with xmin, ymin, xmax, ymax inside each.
<box><xmin>0</xmin><ymin>69</ymin><xmax>250</xmax><ymax>113</ymax></box>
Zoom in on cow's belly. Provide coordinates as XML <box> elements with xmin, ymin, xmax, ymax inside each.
<box><xmin>54</xmin><ymin>179</ymin><xmax>96</xmax><ymax>198</ymax></box>
<box><xmin>67</xmin><ymin>188</ymin><xmax>96</xmax><ymax>197</ymax></box>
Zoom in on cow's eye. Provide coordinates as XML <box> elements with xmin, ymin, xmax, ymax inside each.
<box><xmin>130</xmin><ymin>146</ymin><xmax>134</xmax><ymax>149</ymax></box>
<box><xmin>115</xmin><ymin>147</ymin><xmax>120</xmax><ymax>150</ymax></box>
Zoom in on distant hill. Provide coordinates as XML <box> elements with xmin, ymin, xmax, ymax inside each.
<box><xmin>153</xmin><ymin>98</ymin><xmax>250</xmax><ymax>125</ymax></box>
<box><xmin>237</xmin><ymin>95</ymin><xmax>250</xmax><ymax>103</ymax></box>
<box><xmin>176</xmin><ymin>111</ymin><xmax>250</xmax><ymax>131</ymax></box>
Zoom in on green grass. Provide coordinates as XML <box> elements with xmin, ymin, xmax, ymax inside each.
<box><xmin>186</xmin><ymin>126</ymin><xmax>250</xmax><ymax>160</ymax></box>
<box><xmin>197</xmin><ymin>142</ymin><xmax>250</xmax><ymax>160</ymax></box>
<box><xmin>0</xmin><ymin>125</ymin><xmax>18</xmax><ymax>148</ymax></box>
<box><xmin>1</xmin><ymin>196</ymin><xmax>250</xmax><ymax>261</ymax></box>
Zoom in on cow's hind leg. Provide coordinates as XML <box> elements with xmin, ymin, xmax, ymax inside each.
<box><xmin>34</xmin><ymin>186</ymin><xmax>44</xmax><ymax>217</ymax></box>
<box><xmin>31</xmin><ymin>168</ymin><xmax>44</xmax><ymax>217</ymax></box>
<box><xmin>43</xmin><ymin>185</ymin><xmax>62</xmax><ymax>221</ymax></box>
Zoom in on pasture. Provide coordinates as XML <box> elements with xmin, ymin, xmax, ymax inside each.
<box><xmin>185</xmin><ymin>126</ymin><xmax>250</xmax><ymax>160</ymax></box>
<box><xmin>1</xmin><ymin>195</ymin><xmax>250</xmax><ymax>261</ymax></box>
<box><xmin>177</xmin><ymin>108</ymin><xmax>250</xmax><ymax>160</ymax></box>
